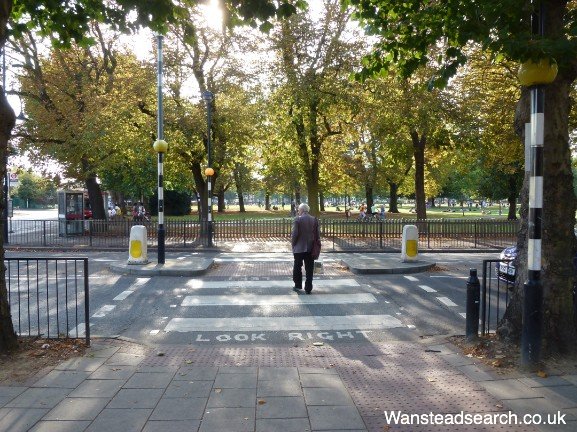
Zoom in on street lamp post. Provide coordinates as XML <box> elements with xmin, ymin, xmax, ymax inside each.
<box><xmin>154</xmin><ymin>34</ymin><xmax>167</xmax><ymax>264</ymax></box>
<box><xmin>202</xmin><ymin>91</ymin><xmax>214</xmax><ymax>247</ymax></box>
<box><xmin>517</xmin><ymin>1</ymin><xmax>557</xmax><ymax>368</ymax></box>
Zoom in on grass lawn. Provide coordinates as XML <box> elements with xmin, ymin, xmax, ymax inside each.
<box><xmin>179</xmin><ymin>203</ymin><xmax>515</xmax><ymax>221</ymax></box>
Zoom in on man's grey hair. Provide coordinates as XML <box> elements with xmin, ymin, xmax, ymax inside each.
<box><xmin>298</xmin><ymin>203</ymin><xmax>310</xmax><ymax>213</ymax></box>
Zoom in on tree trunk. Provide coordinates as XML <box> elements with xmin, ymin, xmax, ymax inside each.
<box><xmin>217</xmin><ymin>189</ymin><xmax>225</xmax><ymax>212</ymax></box>
<box><xmin>429</xmin><ymin>196</ymin><xmax>436</xmax><ymax>208</ymax></box>
<box><xmin>410</xmin><ymin>130</ymin><xmax>427</xmax><ymax>220</ymax></box>
<box><xmin>388</xmin><ymin>182</ymin><xmax>399</xmax><ymax>213</ymax></box>
<box><xmin>233</xmin><ymin>166</ymin><xmax>246</xmax><ymax>212</ymax></box>
<box><xmin>501</xmin><ymin>33</ymin><xmax>577</xmax><ymax>353</ymax></box>
<box><xmin>507</xmin><ymin>175</ymin><xmax>518</xmax><ymax>220</ymax></box>
<box><xmin>265</xmin><ymin>191</ymin><xmax>270</xmax><ymax>210</ymax></box>
<box><xmin>0</xmin><ymin>68</ymin><xmax>18</xmax><ymax>352</ymax></box>
<box><xmin>319</xmin><ymin>190</ymin><xmax>325</xmax><ymax>212</ymax></box>
<box><xmin>365</xmin><ymin>186</ymin><xmax>373</xmax><ymax>214</ymax></box>
<box><xmin>85</xmin><ymin>176</ymin><xmax>105</xmax><ymax>220</ymax></box>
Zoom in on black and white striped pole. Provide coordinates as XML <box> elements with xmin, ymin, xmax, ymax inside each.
<box><xmin>153</xmin><ymin>34</ymin><xmax>168</xmax><ymax>264</ymax></box>
<box><xmin>202</xmin><ymin>91</ymin><xmax>214</xmax><ymax>248</ymax></box>
<box><xmin>517</xmin><ymin>2</ymin><xmax>557</xmax><ymax>368</ymax></box>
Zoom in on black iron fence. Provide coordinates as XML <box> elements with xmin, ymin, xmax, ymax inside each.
<box><xmin>4</xmin><ymin>257</ymin><xmax>90</xmax><ymax>345</ymax></box>
<box><xmin>4</xmin><ymin>218</ymin><xmax>518</xmax><ymax>252</ymax></box>
<box><xmin>480</xmin><ymin>259</ymin><xmax>513</xmax><ymax>335</ymax></box>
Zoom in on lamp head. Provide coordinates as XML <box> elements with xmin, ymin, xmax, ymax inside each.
<box><xmin>205</xmin><ymin>167</ymin><xmax>214</xmax><ymax>176</ymax></box>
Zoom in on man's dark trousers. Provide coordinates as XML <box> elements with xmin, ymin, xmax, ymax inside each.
<box><xmin>293</xmin><ymin>252</ymin><xmax>314</xmax><ymax>291</ymax></box>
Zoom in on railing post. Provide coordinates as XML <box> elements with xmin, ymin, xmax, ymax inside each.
<box><xmin>43</xmin><ymin>220</ymin><xmax>47</xmax><ymax>246</ymax></box>
<box><xmin>466</xmin><ymin>268</ymin><xmax>480</xmax><ymax>341</ymax></box>
<box><xmin>481</xmin><ymin>260</ymin><xmax>488</xmax><ymax>335</ymax></box>
<box><xmin>84</xmin><ymin>258</ymin><xmax>90</xmax><ymax>346</ymax></box>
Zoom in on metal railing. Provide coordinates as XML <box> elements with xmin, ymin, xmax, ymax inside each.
<box><xmin>481</xmin><ymin>259</ymin><xmax>513</xmax><ymax>335</ymax></box>
<box><xmin>5</xmin><ymin>257</ymin><xmax>90</xmax><ymax>345</ymax></box>
<box><xmin>4</xmin><ymin>218</ymin><xmax>518</xmax><ymax>251</ymax></box>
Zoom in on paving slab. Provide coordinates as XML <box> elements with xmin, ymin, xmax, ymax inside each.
<box><xmin>69</xmin><ymin>379</ymin><xmax>125</xmax><ymax>398</ymax></box>
<box><xmin>31</xmin><ymin>370</ymin><xmax>91</xmax><ymax>389</ymax></box>
<box><xmin>0</xmin><ymin>387</ymin><xmax>26</xmax><ymax>407</ymax></box>
<box><xmin>29</xmin><ymin>420</ymin><xmax>91</xmax><ymax>432</ymax></box>
<box><xmin>308</xmin><ymin>405</ymin><xmax>366</xmax><ymax>431</ymax></box>
<box><xmin>150</xmin><ymin>397</ymin><xmax>207</xmax><ymax>420</ymax></box>
<box><xmin>255</xmin><ymin>417</ymin><xmax>311</xmax><ymax>432</ymax></box>
<box><xmin>256</xmin><ymin>396</ymin><xmax>307</xmax><ymax>419</ymax></box>
<box><xmin>214</xmin><ymin>373</ymin><xmax>257</xmax><ymax>389</ymax></box>
<box><xmin>199</xmin><ymin>407</ymin><xmax>255</xmax><ymax>432</ymax></box>
<box><xmin>85</xmin><ymin>408</ymin><xmax>152</xmax><ymax>432</ymax></box>
<box><xmin>43</xmin><ymin>397</ymin><xmax>110</xmax><ymax>420</ymax></box>
<box><xmin>481</xmin><ymin>379</ymin><xmax>543</xmax><ymax>400</ymax></box>
<box><xmin>141</xmin><ymin>420</ymin><xmax>202</xmax><ymax>432</ymax></box>
<box><xmin>164</xmin><ymin>380</ymin><xmax>213</xmax><ymax>398</ymax></box>
<box><xmin>123</xmin><ymin>372</ymin><xmax>174</xmax><ymax>389</ymax></box>
<box><xmin>0</xmin><ymin>408</ymin><xmax>50</xmax><ymax>432</ymax></box>
<box><xmin>89</xmin><ymin>365</ymin><xmax>138</xmax><ymax>380</ymax></box>
<box><xmin>174</xmin><ymin>366</ymin><xmax>218</xmax><ymax>381</ymax></box>
<box><xmin>258</xmin><ymin>379</ymin><xmax>302</xmax><ymax>397</ymax></box>
<box><xmin>5</xmin><ymin>387</ymin><xmax>71</xmax><ymax>408</ymax></box>
<box><xmin>304</xmin><ymin>387</ymin><xmax>354</xmax><ymax>405</ymax></box>
<box><xmin>107</xmin><ymin>388</ymin><xmax>164</xmax><ymax>409</ymax></box>
<box><xmin>258</xmin><ymin>367</ymin><xmax>299</xmax><ymax>381</ymax></box>
<box><xmin>207</xmin><ymin>388</ymin><xmax>256</xmax><ymax>408</ymax></box>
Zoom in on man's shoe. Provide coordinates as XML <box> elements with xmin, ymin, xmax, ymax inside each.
<box><xmin>292</xmin><ymin>286</ymin><xmax>303</xmax><ymax>293</ymax></box>
<box><xmin>305</xmin><ymin>289</ymin><xmax>312</xmax><ymax>294</ymax></box>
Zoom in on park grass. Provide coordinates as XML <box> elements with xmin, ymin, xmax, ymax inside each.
<box><xmin>175</xmin><ymin>203</ymin><xmax>513</xmax><ymax>221</ymax></box>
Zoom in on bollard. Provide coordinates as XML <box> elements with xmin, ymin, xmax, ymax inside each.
<box><xmin>401</xmin><ymin>225</ymin><xmax>418</xmax><ymax>262</ymax></box>
<box><xmin>127</xmin><ymin>225</ymin><xmax>148</xmax><ymax>265</ymax></box>
<box><xmin>466</xmin><ymin>268</ymin><xmax>480</xmax><ymax>342</ymax></box>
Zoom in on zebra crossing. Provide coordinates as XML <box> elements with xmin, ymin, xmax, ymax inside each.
<box><xmin>154</xmin><ymin>277</ymin><xmax>410</xmax><ymax>344</ymax></box>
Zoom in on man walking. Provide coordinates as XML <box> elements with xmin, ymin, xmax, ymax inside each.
<box><xmin>291</xmin><ymin>203</ymin><xmax>318</xmax><ymax>294</ymax></box>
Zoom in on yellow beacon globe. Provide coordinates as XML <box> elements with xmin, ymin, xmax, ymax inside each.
<box><xmin>518</xmin><ymin>59</ymin><xmax>558</xmax><ymax>87</ymax></box>
<box><xmin>153</xmin><ymin>139</ymin><xmax>168</xmax><ymax>153</ymax></box>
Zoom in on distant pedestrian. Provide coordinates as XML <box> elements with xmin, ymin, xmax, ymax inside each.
<box><xmin>291</xmin><ymin>203</ymin><xmax>318</xmax><ymax>294</ymax></box>
<box><xmin>290</xmin><ymin>200</ymin><xmax>296</xmax><ymax>217</ymax></box>
<box><xmin>379</xmin><ymin>204</ymin><xmax>385</xmax><ymax>220</ymax></box>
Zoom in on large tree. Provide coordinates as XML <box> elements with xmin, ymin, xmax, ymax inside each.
<box><xmin>346</xmin><ymin>0</ymin><xmax>577</xmax><ymax>353</ymax></box>
<box><xmin>0</xmin><ymin>0</ymin><xmax>301</xmax><ymax>352</ymax></box>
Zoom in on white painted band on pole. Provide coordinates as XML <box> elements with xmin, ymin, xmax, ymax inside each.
<box><xmin>531</xmin><ymin>112</ymin><xmax>544</xmax><ymax>146</ymax></box>
<box><xmin>525</xmin><ymin>122</ymin><xmax>531</xmax><ymax>172</ymax></box>
<box><xmin>529</xmin><ymin>176</ymin><xmax>543</xmax><ymax>208</ymax></box>
<box><xmin>528</xmin><ymin>239</ymin><xmax>542</xmax><ymax>271</ymax></box>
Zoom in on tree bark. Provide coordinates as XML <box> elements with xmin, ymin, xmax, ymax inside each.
<box><xmin>365</xmin><ymin>186</ymin><xmax>373</xmax><ymax>214</ymax></box>
<box><xmin>0</xmin><ymin>25</ymin><xmax>17</xmax><ymax>351</ymax></box>
<box><xmin>388</xmin><ymin>182</ymin><xmax>399</xmax><ymax>213</ymax></box>
<box><xmin>410</xmin><ymin>130</ymin><xmax>427</xmax><ymax>220</ymax></box>
<box><xmin>507</xmin><ymin>175</ymin><xmax>518</xmax><ymax>220</ymax></box>
<box><xmin>233</xmin><ymin>166</ymin><xmax>245</xmax><ymax>212</ymax></box>
<box><xmin>501</xmin><ymin>6</ymin><xmax>577</xmax><ymax>352</ymax></box>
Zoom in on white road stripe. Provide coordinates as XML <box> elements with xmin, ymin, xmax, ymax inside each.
<box><xmin>182</xmin><ymin>293</ymin><xmax>376</xmax><ymax>306</ymax></box>
<box><xmin>133</xmin><ymin>277</ymin><xmax>150</xmax><ymax>286</ymax></box>
<box><xmin>459</xmin><ymin>313</ymin><xmax>467</xmax><ymax>319</ymax></box>
<box><xmin>184</xmin><ymin>279</ymin><xmax>360</xmax><ymax>289</ymax></box>
<box><xmin>113</xmin><ymin>291</ymin><xmax>134</xmax><ymax>301</ymax></box>
<box><xmin>165</xmin><ymin>315</ymin><xmax>404</xmax><ymax>332</ymax></box>
<box><xmin>92</xmin><ymin>305</ymin><xmax>116</xmax><ymax>318</ymax></box>
<box><xmin>404</xmin><ymin>276</ymin><xmax>419</xmax><ymax>282</ymax></box>
<box><xmin>418</xmin><ymin>285</ymin><xmax>437</xmax><ymax>293</ymax></box>
<box><xmin>437</xmin><ymin>297</ymin><xmax>458</xmax><ymax>307</ymax></box>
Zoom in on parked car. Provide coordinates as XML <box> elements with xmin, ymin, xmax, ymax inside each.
<box><xmin>496</xmin><ymin>246</ymin><xmax>516</xmax><ymax>283</ymax></box>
